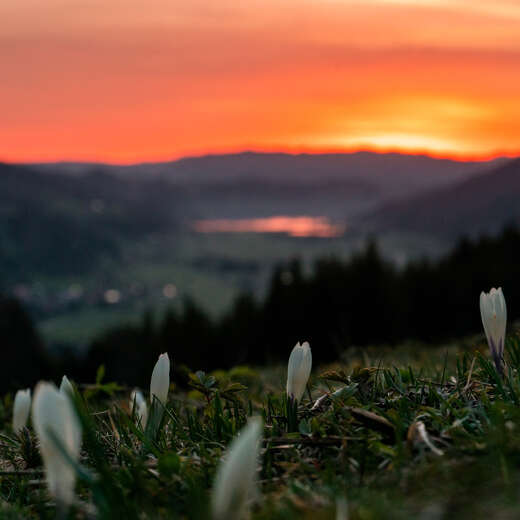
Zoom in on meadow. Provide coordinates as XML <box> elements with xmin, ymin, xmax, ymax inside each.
<box><xmin>2</xmin><ymin>222</ymin><xmax>518</xmax><ymax>519</ymax></box>
<box><xmin>2</xmin><ymin>320</ymin><xmax>520</xmax><ymax>519</ymax></box>
<box><xmin>37</xmin><ymin>228</ymin><xmax>443</xmax><ymax>347</ymax></box>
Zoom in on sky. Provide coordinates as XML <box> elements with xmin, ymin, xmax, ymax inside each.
<box><xmin>1</xmin><ymin>0</ymin><xmax>520</xmax><ymax>163</ymax></box>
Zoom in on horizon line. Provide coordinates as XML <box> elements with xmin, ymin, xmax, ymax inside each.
<box><xmin>4</xmin><ymin>145</ymin><xmax>519</xmax><ymax>167</ymax></box>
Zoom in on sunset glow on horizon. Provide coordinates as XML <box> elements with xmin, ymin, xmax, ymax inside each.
<box><xmin>2</xmin><ymin>0</ymin><xmax>520</xmax><ymax>163</ymax></box>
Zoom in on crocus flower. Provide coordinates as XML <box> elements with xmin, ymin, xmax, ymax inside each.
<box><xmin>60</xmin><ymin>375</ymin><xmax>74</xmax><ymax>397</ymax></box>
<box><xmin>150</xmin><ymin>353</ymin><xmax>170</xmax><ymax>406</ymax></box>
<box><xmin>480</xmin><ymin>287</ymin><xmax>507</xmax><ymax>375</ymax></box>
<box><xmin>148</xmin><ymin>353</ymin><xmax>170</xmax><ymax>432</ymax></box>
<box><xmin>336</xmin><ymin>496</ymin><xmax>349</xmax><ymax>520</ymax></box>
<box><xmin>286</xmin><ymin>341</ymin><xmax>312</xmax><ymax>402</ymax></box>
<box><xmin>130</xmin><ymin>388</ymin><xmax>148</xmax><ymax>427</ymax></box>
<box><xmin>12</xmin><ymin>388</ymin><xmax>31</xmax><ymax>433</ymax></box>
<box><xmin>32</xmin><ymin>382</ymin><xmax>82</xmax><ymax>508</ymax></box>
<box><xmin>211</xmin><ymin>417</ymin><xmax>263</xmax><ymax>520</ymax></box>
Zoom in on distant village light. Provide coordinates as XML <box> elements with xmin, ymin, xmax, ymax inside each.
<box><xmin>66</xmin><ymin>284</ymin><xmax>83</xmax><ymax>300</ymax></box>
<box><xmin>104</xmin><ymin>289</ymin><xmax>121</xmax><ymax>304</ymax></box>
<box><xmin>90</xmin><ymin>199</ymin><xmax>105</xmax><ymax>214</ymax></box>
<box><xmin>162</xmin><ymin>284</ymin><xmax>177</xmax><ymax>299</ymax></box>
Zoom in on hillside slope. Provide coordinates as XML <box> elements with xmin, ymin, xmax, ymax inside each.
<box><xmin>0</xmin><ymin>163</ymin><xmax>180</xmax><ymax>280</ymax></box>
<box><xmin>31</xmin><ymin>151</ymin><xmax>504</xmax><ymax>200</ymax></box>
<box><xmin>364</xmin><ymin>158</ymin><xmax>520</xmax><ymax>237</ymax></box>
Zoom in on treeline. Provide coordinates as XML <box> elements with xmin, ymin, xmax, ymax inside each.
<box><xmin>0</xmin><ymin>163</ymin><xmax>180</xmax><ymax>280</ymax></box>
<box><xmin>0</xmin><ymin>297</ymin><xmax>53</xmax><ymax>392</ymax></box>
<box><xmin>82</xmin><ymin>226</ymin><xmax>520</xmax><ymax>387</ymax></box>
<box><xmin>2</xmin><ymin>226</ymin><xmax>520</xmax><ymax>392</ymax></box>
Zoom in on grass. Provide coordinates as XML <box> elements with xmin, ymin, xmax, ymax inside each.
<box><xmin>2</xmin><ymin>335</ymin><xmax>520</xmax><ymax>518</ymax></box>
<box><xmin>37</xmin><ymin>230</ymin><xmax>446</xmax><ymax>345</ymax></box>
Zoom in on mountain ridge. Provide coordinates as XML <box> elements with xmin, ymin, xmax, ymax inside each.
<box><xmin>20</xmin><ymin>151</ymin><xmax>510</xmax><ymax>204</ymax></box>
<box><xmin>363</xmin><ymin>157</ymin><xmax>520</xmax><ymax>237</ymax></box>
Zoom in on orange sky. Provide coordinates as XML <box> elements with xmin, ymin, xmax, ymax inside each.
<box><xmin>1</xmin><ymin>0</ymin><xmax>520</xmax><ymax>163</ymax></box>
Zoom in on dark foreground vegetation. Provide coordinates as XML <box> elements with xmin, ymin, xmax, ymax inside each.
<box><xmin>2</xmin><ymin>225</ymin><xmax>520</xmax><ymax>518</ymax></box>
<box><xmin>2</xmin><ymin>341</ymin><xmax>520</xmax><ymax>518</ymax></box>
<box><xmin>2</xmin><ymin>225</ymin><xmax>520</xmax><ymax>391</ymax></box>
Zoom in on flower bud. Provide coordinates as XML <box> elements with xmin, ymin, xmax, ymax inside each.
<box><xmin>150</xmin><ymin>353</ymin><xmax>170</xmax><ymax>406</ymax></box>
<box><xmin>130</xmin><ymin>388</ymin><xmax>148</xmax><ymax>427</ymax></box>
<box><xmin>286</xmin><ymin>341</ymin><xmax>312</xmax><ymax>402</ymax></box>
<box><xmin>212</xmin><ymin>417</ymin><xmax>263</xmax><ymax>520</ymax></box>
<box><xmin>12</xmin><ymin>389</ymin><xmax>31</xmax><ymax>433</ymax></box>
<box><xmin>32</xmin><ymin>382</ymin><xmax>82</xmax><ymax>507</ymax></box>
<box><xmin>480</xmin><ymin>287</ymin><xmax>507</xmax><ymax>374</ymax></box>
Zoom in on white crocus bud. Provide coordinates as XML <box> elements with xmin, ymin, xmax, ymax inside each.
<box><xmin>130</xmin><ymin>389</ymin><xmax>148</xmax><ymax>428</ymax></box>
<box><xmin>150</xmin><ymin>353</ymin><xmax>170</xmax><ymax>406</ymax></box>
<box><xmin>336</xmin><ymin>496</ymin><xmax>349</xmax><ymax>520</ymax></box>
<box><xmin>480</xmin><ymin>287</ymin><xmax>507</xmax><ymax>374</ymax></box>
<box><xmin>286</xmin><ymin>341</ymin><xmax>312</xmax><ymax>402</ymax></box>
<box><xmin>32</xmin><ymin>382</ymin><xmax>82</xmax><ymax>508</ymax></box>
<box><xmin>60</xmin><ymin>375</ymin><xmax>74</xmax><ymax>397</ymax></box>
<box><xmin>211</xmin><ymin>417</ymin><xmax>263</xmax><ymax>520</ymax></box>
<box><xmin>148</xmin><ymin>353</ymin><xmax>170</xmax><ymax>433</ymax></box>
<box><xmin>12</xmin><ymin>389</ymin><xmax>31</xmax><ymax>433</ymax></box>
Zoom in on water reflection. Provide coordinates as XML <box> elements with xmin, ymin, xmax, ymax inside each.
<box><xmin>192</xmin><ymin>216</ymin><xmax>344</xmax><ymax>238</ymax></box>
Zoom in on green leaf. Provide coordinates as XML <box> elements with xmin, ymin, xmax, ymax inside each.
<box><xmin>158</xmin><ymin>453</ymin><xmax>181</xmax><ymax>478</ymax></box>
<box><xmin>96</xmin><ymin>365</ymin><xmax>106</xmax><ymax>385</ymax></box>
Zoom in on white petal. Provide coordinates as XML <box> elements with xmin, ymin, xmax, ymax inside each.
<box><xmin>130</xmin><ymin>389</ymin><xmax>148</xmax><ymax>427</ymax></box>
<box><xmin>60</xmin><ymin>375</ymin><xmax>74</xmax><ymax>397</ymax></box>
<box><xmin>287</xmin><ymin>341</ymin><xmax>313</xmax><ymax>402</ymax></box>
<box><xmin>336</xmin><ymin>496</ymin><xmax>349</xmax><ymax>520</ymax></box>
<box><xmin>480</xmin><ymin>287</ymin><xmax>507</xmax><ymax>358</ymax></box>
<box><xmin>150</xmin><ymin>353</ymin><xmax>170</xmax><ymax>406</ymax></box>
<box><xmin>32</xmin><ymin>382</ymin><xmax>82</xmax><ymax>506</ymax></box>
<box><xmin>211</xmin><ymin>417</ymin><xmax>263</xmax><ymax>520</ymax></box>
<box><xmin>12</xmin><ymin>389</ymin><xmax>31</xmax><ymax>433</ymax></box>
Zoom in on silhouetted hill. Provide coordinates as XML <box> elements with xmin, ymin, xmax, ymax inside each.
<box><xmin>4</xmin><ymin>153</ymin><xmax>516</xmax><ymax>345</ymax></box>
<box><xmin>365</xmin><ymin>158</ymin><xmax>520</xmax><ymax>237</ymax></box>
<box><xmin>32</xmin><ymin>151</ymin><xmax>504</xmax><ymax>200</ymax></box>
<box><xmin>0</xmin><ymin>163</ymin><xmax>179</xmax><ymax>280</ymax></box>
